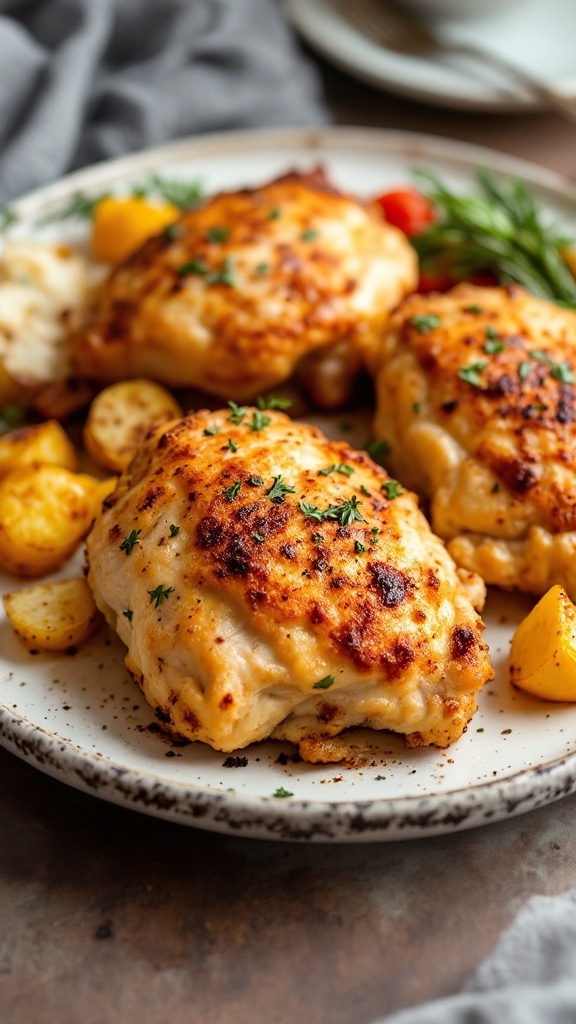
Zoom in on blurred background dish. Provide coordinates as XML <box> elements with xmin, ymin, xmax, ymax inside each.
<box><xmin>395</xmin><ymin>0</ymin><xmax>524</xmax><ymax>19</ymax></box>
<box><xmin>283</xmin><ymin>0</ymin><xmax>576</xmax><ymax>111</ymax></box>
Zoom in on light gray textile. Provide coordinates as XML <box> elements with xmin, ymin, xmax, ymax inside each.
<box><xmin>379</xmin><ymin>889</ymin><xmax>576</xmax><ymax>1024</ymax></box>
<box><xmin>0</xmin><ymin>0</ymin><xmax>328</xmax><ymax>203</ymax></box>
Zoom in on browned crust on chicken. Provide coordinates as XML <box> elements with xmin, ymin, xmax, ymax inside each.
<box><xmin>72</xmin><ymin>170</ymin><xmax>417</xmax><ymax>403</ymax></box>
<box><xmin>86</xmin><ymin>409</ymin><xmax>492</xmax><ymax>759</ymax></box>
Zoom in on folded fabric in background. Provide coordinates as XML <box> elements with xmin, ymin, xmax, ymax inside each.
<box><xmin>378</xmin><ymin>889</ymin><xmax>576</xmax><ymax>1024</ymax></box>
<box><xmin>0</xmin><ymin>0</ymin><xmax>328</xmax><ymax>204</ymax></box>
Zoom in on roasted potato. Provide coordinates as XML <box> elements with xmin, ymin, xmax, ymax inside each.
<box><xmin>0</xmin><ymin>463</ymin><xmax>94</xmax><ymax>576</ymax></box>
<box><xmin>510</xmin><ymin>585</ymin><xmax>576</xmax><ymax>701</ymax></box>
<box><xmin>3</xmin><ymin>577</ymin><xmax>101</xmax><ymax>651</ymax></box>
<box><xmin>77</xmin><ymin>473</ymin><xmax>118</xmax><ymax>520</ymax></box>
<box><xmin>83</xmin><ymin>379</ymin><xmax>182</xmax><ymax>472</ymax></box>
<box><xmin>0</xmin><ymin>419</ymin><xmax>78</xmax><ymax>479</ymax></box>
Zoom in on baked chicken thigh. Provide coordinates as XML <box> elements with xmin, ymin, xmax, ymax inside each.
<box><xmin>373</xmin><ymin>283</ymin><xmax>576</xmax><ymax>598</ymax></box>
<box><xmin>86</xmin><ymin>408</ymin><xmax>492</xmax><ymax>759</ymax></box>
<box><xmin>72</xmin><ymin>170</ymin><xmax>417</xmax><ymax>407</ymax></box>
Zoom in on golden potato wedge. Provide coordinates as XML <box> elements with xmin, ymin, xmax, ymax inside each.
<box><xmin>0</xmin><ymin>463</ymin><xmax>93</xmax><ymax>576</ymax></box>
<box><xmin>83</xmin><ymin>380</ymin><xmax>182</xmax><ymax>472</ymax></box>
<box><xmin>509</xmin><ymin>585</ymin><xmax>576</xmax><ymax>701</ymax></box>
<box><xmin>0</xmin><ymin>419</ymin><xmax>78</xmax><ymax>479</ymax></box>
<box><xmin>3</xmin><ymin>577</ymin><xmax>101</xmax><ymax>651</ymax></box>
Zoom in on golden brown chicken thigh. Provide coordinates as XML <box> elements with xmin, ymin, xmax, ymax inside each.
<box><xmin>373</xmin><ymin>283</ymin><xmax>576</xmax><ymax>598</ymax></box>
<box><xmin>86</xmin><ymin>408</ymin><xmax>492</xmax><ymax>760</ymax></box>
<box><xmin>72</xmin><ymin>171</ymin><xmax>417</xmax><ymax>407</ymax></box>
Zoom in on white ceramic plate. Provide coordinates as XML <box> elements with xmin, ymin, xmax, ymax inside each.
<box><xmin>2</xmin><ymin>126</ymin><xmax>576</xmax><ymax>843</ymax></box>
<box><xmin>284</xmin><ymin>0</ymin><xmax>576</xmax><ymax>111</ymax></box>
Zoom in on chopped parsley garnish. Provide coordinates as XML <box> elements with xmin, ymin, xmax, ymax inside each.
<box><xmin>248</xmin><ymin>410</ymin><xmax>271</xmax><ymax>431</ymax></box>
<box><xmin>301</xmin><ymin>228</ymin><xmax>318</xmax><ymax>241</ymax></box>
<box><xmin>370</xmin><ymin>527</ymin><xmax>380</xmax><ymax>544</ymax></box>
<box><xmin>247</xmin><ymin>475</ymin><xmax>264</xmax><ymax>486</ymax></box>
<box><xmin>223</xmin><ymin>481</ymin><xmax>242</xmax><ymax>502</ymax></box>
<box><xmin>319</xmin><ymin>463</ymin><xmax>355</xmax><ymax>477</ymax></box>
<box><xmin>412</xmin><ymin>401</ymin><xmax>422</xmax><ymax>414</ymax></box>
<box><xmin>365</xmin><ymin>439</ymin><xmax>391</xmax><ymax>458</ymax></box>
<box><xmin>483</xmin><ymin>328</ymin><xmax>506</xmax><ymax>354</ymax></box>
<box><xmin>203</xmin><ymin>424</ymin><xmax>220</xmax><ymax>436</ymax></box>
<box><xmin>252</xmin><ymin>532</ymin><xmax>265</xmax><ymax>543</ymax></box>
<box><xmin>0</xmin><ymin>403</ymin><xmax>26</xmax><ymax>435</ymax></box>
<box><xmin>119</xmin><ymin>529</ymin><xmax>142</xmax><ymax>555</ymax></box>
<box><xmin>375</xmin><ymin>775</ymin><xmax>386</xmax><ymax>781</ymax></box>
<box><xmin>360</xmin><ymin>485</ymin><xmax>371</xmax><ymax>497</ymax></box>
<box><xmin>355</xmin><ymin>540</ymin><xmax>365</xmax><ymax>554</ymax></box>
<box><xmin>465</xmin><ymin>304</ymin><xmax>484</xmax><ymax>314</ymax></box>
<box><xmin>518</xmin><ymin>361</ymin><xmax>532</xmax><ymax>381</ymax></box>
<box><xmin>312</xmin><ymin>533</ymin><xmax>324</xmax><ymax>544</ymax></box>
<box><xmin>266</xmin><ymin>475</ymin><xmax>296</xmax><ymax>503</ymax></box>
<box><xmin>206</xmin><ymin>256</ymin><xmax>235</xmax><ymax>287</ymax></box>
<box><xmin>410</xmin><ymin>313</ymin><xmax>441</xmax><ymax>334</ymax></box>
<box><xmin>268</xmin><ymin>208</ymin><xmax>281</xmax><ymax>220</ymax></box>
<box><xmin>148</xmin><ymin>584</ymin><xmax>174</xmax><ymax>608</ymax></box>
<box><xmin>227</xmin><ymin>438</ymin><xmax>238</xmax><ymax>452</ymax></box>
<box><xmin>531</xmin><ymin>349</ymin><xmax>575</xmax><ymax>384</ymax></box>
<box><xmin>458</xmin><ymin>360</ymin><xmax>487</xmax><ymax>388</ymax></box>
<box><xmin>169</xmin><ymin>524</ymin><xmax>180</xmax><ymax>537</ymax></box>
<box><xmin>228</xmin><ymin>401</ymin><xmax>247</xmax><ymax>424</ymax></box>
<box><xmin>122</xmin><ymin>608</ymin><xmax>133</xmax><ymax>621</ymax></box>
<box><xmin>273</xmin><ymin>787</ymin><xmax>293</xmax><ymax>798</ymax></box>
<box><xmin>313</xmin><ymin>674</ymin><xmax>335</xmax><ymax>690</ymax></box>
<box><xmin>178</xmin><ymin>258</ymin><xmax>208</xmax><ymax>276</ymax></box>
<box><xmin>255</xmin><ymin>262</ymin><xmax>269</xmax><ymax>276</ymax></box>
<box><xmin>299</xmin><ymin>501</ymin><xmax>325</xmax><ymax>522</ymax></box>
<box><xmin>323</xmin><ymin>496</ymin><xmax>366</xmax><ymax>527</ymax></box>
<box><xmin>256</xmin><ymin>395</ymin><xmax>292</xmax><ymax>410</ymax></box>
<box><xmin>206</xmin><ymin>226</ymin><xmax>230</xmax><ymax>243</ymax></box>
<box><xmin>381</xmin><ymin>480</ymin><xmax>403</xmax><ymax>499</ymax></box>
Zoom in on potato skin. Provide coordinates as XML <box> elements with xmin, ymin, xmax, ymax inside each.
<box><xmin>0</xmin><ymin>420</ymin><xmax>78</xmax><ymax>479</ymax></box>
<box><xmin>3</xmin><ymin>577</ymin><xmax>101</xmax><ymax>651</ymax></box>
<box><xmin>83</xmin><ymin>379</ymin><xmax>183</xmax><ymax>472</ymax></box>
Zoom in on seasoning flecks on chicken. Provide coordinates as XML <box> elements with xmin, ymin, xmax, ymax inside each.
<box><xmin>72</xmin><ymin>170</ymin><xmax>417</xmax><ymax>407</ymax></box>
<box><xmin>373</xmin><ymin>283</ymin><xmax>576</xmax><ymax>598</ymax></box>
<box><xmin>85</xmin><ymin>408</ymin><xmax>492</xmax><ymax>760</ymax></box>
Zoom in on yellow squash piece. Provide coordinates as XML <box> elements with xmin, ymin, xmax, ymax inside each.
<box><xmin>509</xmin><ymin>585</ymin><xmax>576</xmax><ymax>701</ymax></box>
<box><xmin>91</xmin><ymin>196</ymin><xmax>179</xmax><ymax>263</ymax></box>
<box><xmin>3</xmin><ymin>577</ymin><xmax>101</xmax><ymax>652</ymax></box>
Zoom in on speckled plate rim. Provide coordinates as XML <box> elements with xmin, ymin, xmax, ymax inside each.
<box><xmin>2</xmin><ymin>125</ymin><xmax>576</xmax><ymax>843</ymax></box>
<box><xmin>2</xmin><ymin>704</ymin><xmax>576</xmax><ymax>843</ymax></box>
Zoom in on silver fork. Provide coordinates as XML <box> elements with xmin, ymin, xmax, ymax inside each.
<box><xmin>336</xmin><ymin>0</ymin><xmax>576</xmax><ymax>124</ymax></box>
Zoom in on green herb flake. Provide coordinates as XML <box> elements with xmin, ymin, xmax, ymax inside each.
<box><xmin>412</xmin><ymin>402</ymin><xmax>422</xmax><ymax>414</ymax></box>
<box><xmin>483</xmin><ymin>328</ymin><xmax>506</xmax><ymax>354</ymax></box>
<box><xmin>252</xmin><ymin>532</ymin><xmax>265</xmax><ymax>543</ymax></box>
<box><xmin>464</xmin><ymin>304</ymin><xmax>484</xmax><ymax>314</ymax></box>
<box><xmin>365</xmin><ymin>439</ymin><xmax>391</xmax><ymax>459</ymax></box>
<box><xmin>227</xmin><ymin>401</ymin><xmax>247</xmax><ymax>425</ymax></box>
<box><xmin>312</xmin><ymin>533</ymin><xmax>324</xmax><ymax>544</ymax></box>
<box><xmin>355</xmin><ymin>540</ymin><xmax>365</xmax><ymax>554</ymax></box>
<box><xmin>410</xmin><ymin>313</ymin><xmax>441</xmax><ymax>334</ymax></box>
<box><xmin>227</xmin><ymin>438</ymin><xmax>238</xmax><ymax>452</ymax></box>
<box><xmin>268</xmin><ymin>208</ymin><xmax>281</xmax><ymax>220</ymax></box>
<box><xmin>272</xmin><ymin>787</ymin><xmax>293</xmax><ymax>798</ymax></box>
<box><xmin>375</xmin><ymin>775</ymin><xmax>386</xmax><ymax>781</ymax></box>
<box><xmin>206</xmin><ymin>226</ymin><xmax>230</xmax><ymax>244</ymax></box>
<box><xmin>551</xmin><ymin>361</ymin><xmax>575</xmax><ymax>384</ymax></box>
<box><xmin>300</xmin><ymin>501</ymin><xmax>325</xmax><ymax>522</ymax></box>
<box><xmin>266</xmin><ymin>474</ymin><xmax>296</xmax><ymax>503</ymax></box>
<box><xmin>206</xmin><ymin>256</ymin><xmax>235</xmax><ymax>287</ymax></box>
<box><xmin>370</xmin><ymin>527</ymin><xmax>380</xmax><ymax>544</ymax></box>
<box><xmin>169</xmin><ymin>524</ymin><xmax>180</xmax><ymax>537</ymax></box>
<box><xmin>319</xmin><ymin>463</ymin><xmax>355</xmax><ymax>477</ymax></box>
<box><xmin>119</xmin><ymin>529</ymin><xmax>142</xmax><ymax>555</ymax></box>
<box><xmin>518</xmin><ymin>361</ymin><xmax>532</xmax><ymax>381</ymax></box>
<box><xmin>360</xmin><ymin>485</ymin><xmax>371</xmax><ymax>497</ymax></box>
<box><xmin>492</xmin><ymin>483</ymin><xmax>501</xmax><ymax>493</ymax></box>
<box><xmin>223</xmin><ymin>481</ymin><xmax>242</xmax><ymax>502</ymax></box>
<box><xmin>203</xmin><ymin>424</ymin><xmax>220</xmax><ymax>436</ymax></box>
<box><xmin>122</xmin><ymin>608</ymin><xmax>133</xmax><ymax>622</ymax></box>
<box><xmin>300</xmin><ymin>228</ymin><xmax>318</xmax><ymax>242</ymax></box>
<box><xmin>381</xmin><ymin>480</ymin><xmax>403</xmax><ymax>500</ymax></box>
<box><xmin>0</xmin><ymin>403</ymin><xmax>26</xmax><ymax>435</ymax></box>
<box><xmin>178</xmin><ymin>258</ymin><xmax>208</xmax><ymax>277</ymax></box>
<box><xmin>247</xmin><ymin>475</ymin><xmax>264</xmax><ymax>486</ymax></box>
<box><xmin>458</xmin><ymin>360</ymin><xmax>487</xmax><ymax>388</ymax></box>
<box><xmin>143</xmin><ymin>173</ymin><xmax>203</xmax><ymax>210</ymax></box>
<box><xmin>148</xmin><ymin>584</ymin><xmax>174</xmax><ymax>608</ymax></box>
<box><xmin>323</xmin><ymin>496</ymin><xmax>366</xmax><ymax>527</ymax></box>
<box><xmin>256</xmin><ymin>395</ymin><xmax>292</xmax><ymax>411</ymax></box>
<box><xmin>255</xmin><ymin>262</ymin><xmax>270</xmax><ymax>276</ymax></box>
<box><xmin>313</xmin><ymin>674</ymin><xmax>335</xmax><ymax>690</ymax></box>
<box><xmin>476</xmin><ymin>727</ymin><xmax>485</xmax><ymax>733</ymax></box>
<box><xmin>248</xmin><ymin>410</ymin><xmax>271</xmax><ymax>432</ymax></box>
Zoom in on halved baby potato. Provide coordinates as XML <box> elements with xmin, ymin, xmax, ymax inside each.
<box><xmin>0</xmin><ymin>419</ymin><xmax>78</xmax><ymax>479</ymax></box>
<box><xmin>83</xmin><ymin>379</ymin><xmax>182</xmax><ymax>472</ymax></box>
<box><xmin>509</xmin><ymin>585</ymin><xmax>576</xmax><ymax>701</ymax></box>
<box><xmin>3</xmin><ymin>577</ymin><xmax>101</xmax><ymax>651</ymax></box>
<box><xmin>0</xmin><ymin>463</ymin><xmax>94</xmax><ymax>576</ymax></box>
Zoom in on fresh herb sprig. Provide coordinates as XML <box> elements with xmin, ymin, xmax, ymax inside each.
<box><xmin>38</xmin><ymin>173</ymin><xmax>204</xmax><ymax>225</ymax></box>
<box><xmin>411</xmin><ymin>168</ymin><xmax>576</xmax><ymax>307</ymax></box>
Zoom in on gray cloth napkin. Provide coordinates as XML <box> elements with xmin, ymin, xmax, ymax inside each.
<box><xmin>379</xmin><ymin>888</ymin><xmax>576</xmax><ymax>1024</ymax></box>
<box><xmin>0</xmin><ymin>0</ymin><xmax>328</xmax><ymax>204</ymax></box>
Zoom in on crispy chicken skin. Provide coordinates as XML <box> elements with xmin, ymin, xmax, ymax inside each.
<box><xmin>86</xmin><ymin>409</ymin><xmax>492</xmax><ymax>760</ymax></box>
<box><xmin>373</xmin><ymin>283</ymin><xmax>576</xmax><ymax>598</ymax></box>
<box><xmin>72</xmin><ymin>171</ymin><xmax>417</xmax><ymax>407</ymax></box>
